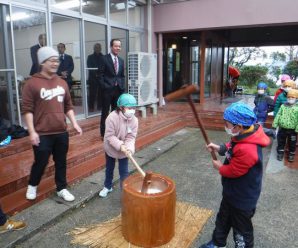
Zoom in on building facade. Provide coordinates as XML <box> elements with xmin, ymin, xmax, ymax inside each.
<box><xmin>1</xmin><ymin>0</ymin><xmax>298</xmax><ymax>126</ymax></box>
<box><xmin>0</xmin><ymin>0</ymin><xmax>149</xmax><ymax>126</ymax></box>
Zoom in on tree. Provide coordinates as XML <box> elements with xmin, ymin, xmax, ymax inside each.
<box><xmin>270</xmin><ymin>66</ymin><xmax>282</xmax><ymax>81</ymax></box>
<box><xmin>283</xmin><ymin>60</ymin><xmax>298</xmax><ymax>80</ymax></box>
<box><xmin>228</xmin><ymin>47</ymin><xmax>266</xmax><ymax>69</ymax></box>
<box><xmin>239</xmin><ymin>65</ymin><xmax>268</xmax><ymax>87</ymax></box>
<box><xmin>284</xmin><ymin>46</ymin><xmax>298</xmax><ymax>60</ymax></box>
<box><xmin>270</xmin><ymin>51</ymin><xmax>286</xmax><ymax>62</ymax></box>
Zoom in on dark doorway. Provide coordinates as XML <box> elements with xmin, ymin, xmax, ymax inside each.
<box><xmin>163</xmin><ymin>33</ymin><xmax>201</xmax><ymax>97</ymax></box>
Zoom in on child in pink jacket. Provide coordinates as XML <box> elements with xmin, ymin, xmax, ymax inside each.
<box><xmin>99</xmin><ymin>93</ymin><xmax>138</xmax><ymax>198</ymax></box>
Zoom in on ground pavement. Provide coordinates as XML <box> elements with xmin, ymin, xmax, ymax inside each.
<box><xmin>1</xmin><ymin>128</ymin><xmax>297</xmax><ymax>248</ymax></box>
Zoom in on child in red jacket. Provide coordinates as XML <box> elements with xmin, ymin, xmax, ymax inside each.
<box><xmin>200</xmin><ymin>102</ymin><xmax>271</xmax><ymax>248</ymax></box>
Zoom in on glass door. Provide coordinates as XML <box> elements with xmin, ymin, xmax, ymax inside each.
<box><xmin>84</xmin><ymin>21</ymin><xmax>107</xmax><ymax>116</ymax></box>
<box><xmin>190</xmin><ymin>46</ymin><xmax>199</xmax><ymax>84</ymax></box>
<box><xmin>51</xmin><ymin>14</ymin><xmax>83</xmax><ymax>116</ymax></box>
<box><xmin>0</xmin><ymin>4</ymin><xmax>18</xmax><ymax>126</ymax></box>
<box><xmin>11</xmin><ymin>6</ymin><xmax>47</xmax><ymax>126</ymax></box>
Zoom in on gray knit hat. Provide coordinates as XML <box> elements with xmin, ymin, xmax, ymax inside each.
<box><xmin>37</xmin><ymin>46</ymin><xmax>59</xmax><ymax>64</ymax></box>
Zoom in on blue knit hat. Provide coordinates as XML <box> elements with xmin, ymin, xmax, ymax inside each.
<box><xmin>257</xmin><ymin>82</ymin><xmax>267</xmax><ymax>89</ymax></box>
<box><xmin>223</xmin><ymin>102</ymin><xmax>256</xmax><ymax>126</ymax></box>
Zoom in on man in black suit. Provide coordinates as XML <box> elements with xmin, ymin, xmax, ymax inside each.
<box><xmin>57</xmin><ymin>43</ymin><xmax>74</xmax><ymax>89</ymax></box>
<box><xmin>99</xmin><ymin>39</ymin><xmax>125</xmax><ymax>138</ymax></box>
<box><xmin>29</xmin><ymin>34</ymin><xmax>46</xmax><ymax>76</ymax></box>
<box><xmin>87</xmin><ymin>43</ymin><xmax>104</xmax><ymax>112</ymax></box>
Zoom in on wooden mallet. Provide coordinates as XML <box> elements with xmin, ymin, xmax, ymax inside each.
<box><xmin>164</xmin><ymin>84</ymin><xmax>217</xmax><ymax>160</ymax></box>
<box><xmin>126</xmin><ymin>153</ymin><xmax>153</xmax><ymax>194</ymax></box>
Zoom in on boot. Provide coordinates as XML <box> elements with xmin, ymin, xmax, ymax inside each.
<box><xmin>277</xmin><ymin>153</ymin><xmax>284</xmax><ymax>161</ymax></box>
<box><xmin>288</xmin><ymin>153</ymin><xmax>295</xmax><ymax>162</ymax></box>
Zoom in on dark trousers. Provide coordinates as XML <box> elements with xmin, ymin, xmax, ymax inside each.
<box><xmin>88</xmin><ymin>78</ymin><xmax>102</xmax><ymax>111</ymax></box>
<box><xmin>212</xmin><ymin>198</ymin><xmax>255</xmax><ymax>248</ymax></box>
<box><xmin>277</xmin><ymin>128</ymin><xmax>297</xmax><ymax>155</ymax></box>
<box><xmin>0</xmin><ymin>205</ymin><xmax>7</xmax><ymax>225</ymax></box>
<box><xmin>104</xmin><ymin>153</ymin><xmax>128</xmax><ymax>190</ymax></box>
<box><xmin>100</xmin><ymin>86</ymin><xmax>121</xmax><ymax>137</ymax></box>
<box><xmin>28</xmin><ymin>132</ymin><xmax>69</xmax><ymax>191</ymax></box>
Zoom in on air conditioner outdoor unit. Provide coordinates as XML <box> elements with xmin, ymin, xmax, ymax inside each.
<box><xmin>128</xmin><ymin>52</ymin><xmax>158</xmax><ymax>106</ymax></box>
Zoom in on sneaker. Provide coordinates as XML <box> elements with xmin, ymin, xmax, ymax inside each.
<box><xmin>0</xmin><ymin>136</ymin><xmax>11</xmax><ymax>147</ymax></box>
<box><xmin>277</xmin><ymin>153</ymin><xmax>284</xmax><ymax>161</ymax></box>
<box><xmin>99</xmin><ymin>187</ymin><xmax>113</xmax><ymax>198</ymax></box>
<box><xmin>288</xmin><ymin>154</ymin><xmax>295</xmax><ymax>162</ymax></box>
<box><xmin>57</xmin><ymin>189</ymin><xmax>75</xmax><ymax>202</ymax></box>
<box><xmin>199</xmin><ymin>240</ymin><xmax>226</xmax><ymax>248</ymax></box>
<box><xmin>26</xmin><ymin>185</ymin><xmax>37</xmax><ymax>200</ymax></box>
<box><xmin>0</xmin><ymin>219</ymin><xmax>26</xmax><ymax>234</ymax></box>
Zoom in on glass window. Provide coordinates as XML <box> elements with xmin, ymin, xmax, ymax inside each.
<box><xmin>110</xmin><ymin>0</ymin><xmax>127</xmax><ymax>24</ymax></box>
<box><xmin>129</xmin><ymin>31</ymin><xmax>143</xmax><ymax>52</ymax></box>
<box><xmin>204</xmin><ymin>47</ymin><xmax>212</xmax><ymax>97</ymax></box>
<box><xmin>0</xmin><ymin>5</ymin><xmax>13</xmax><ymax>70</ymax></box>
<box><xmin>51</xmin><ymin>14</ymin><xmax>83</xmax><ymax>115</ymax></box>
<box><xmin>82</xmin><ymin>0</ymin><xmax>106</xmax><ymax>18</ymax></box>
<box><xmin>190</xmin><ymin>46</ymin><xmax>199</xmax><ymax>84</ymax></box>
<box><xmin>14</xmin><ymin>0</ymin><xmax>45</xmax><ymax>3</ymax></box>
<box><xmin>12</xmin><ymin>7</ymin><xmax>46</xmax><ymax>78</ymax></box>
<box><xmin>128</xmin><ymin>1</ymin><xmax>145</xmax><ymax>27</ymax></box>
<box><xmin>84</xmin><ymin>21</ymin><xmax>107</xmax><ymax>115</ymax></box>
<box><xmin>11</xmin><ymin>7</ymin><xmax>47</xmax><ymax>125</ymax></box>
<box><xmin>50</xmin><ymin>0</ymin><xmax>80</xmax><ymax>12</ymax></box>
<box><xmin>0</xmin><ymin>4</ymin><xmax>18</xmax><ymax>125</ymax></box>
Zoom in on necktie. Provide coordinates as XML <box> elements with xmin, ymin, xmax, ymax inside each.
<box><xmin>114</xmin><ymin>57</ymin><xmax>118</xmax><ymax>74</ymax></box>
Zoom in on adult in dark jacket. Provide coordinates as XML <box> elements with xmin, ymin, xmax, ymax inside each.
<box><xmin>99</xmin><ymin>39</ymin><xmax>125</xmax><ymax>138</ymax></box>
<box><xmin>29</xmin><ymin>33</ymin><xmax>46</xmax><ymax>76</ymax></box>
<box><xmin>87</xmin><ymin>43</ymin><xmax>104</xmax><ymax>112</ymax></box>
<box><xmin>201</xmin><ymin>102</ymin><xmax>270</xmax><ymax>248</ymax></box>
<box><xmin>57</xmin><ymin>43</ymin><xmax>74</xmax><ymax>89</ymax></box>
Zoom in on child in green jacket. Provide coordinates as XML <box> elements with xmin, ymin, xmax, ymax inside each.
<box><xmin>273</xmin><ymin>89</ymin><xmax>298</xmax><ymax>162</ymax></box>
<box><xmin>274</xmin><ymin>80</ymin><xmax>295</xmax><ymax>116</ymax></box>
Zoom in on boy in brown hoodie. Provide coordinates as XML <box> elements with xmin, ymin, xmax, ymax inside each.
<box><xmin>22</xmin><ymin>46</ymin><xmax>82</xmax><ymax>202</ymax></box>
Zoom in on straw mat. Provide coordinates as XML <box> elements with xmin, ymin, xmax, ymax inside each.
<box><xmin>69</xmin><ymin>201</ymin><xmax>213</xmax><ymax>248</ymax></box>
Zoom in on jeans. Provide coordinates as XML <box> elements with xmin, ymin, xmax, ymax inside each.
<box><xmin>104</xmin><ymin>153</ymin><xmax>129</xmax><ymax>190</ymax></box>
<box><xmin>0</xmin><ymin>205</ymin><xmax>7</xmax><ymax>225</ymax></box>
<box><xmin>212</xmin><ymin>198</ymin><xmax>255</xmax><ymax>248</ymax></box>
<box><xmin>28</xmin><ymin>132</ymin><xmax>69</xmax><ymax>191</ymax></box>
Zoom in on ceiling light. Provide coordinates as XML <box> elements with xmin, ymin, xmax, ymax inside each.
<box><xmin>172</xmin><ymin>44</ymin><xmax>177</xmax><ymax>49</ymax></box>
<box><xmin>182</xmin><ymin>36</ymin><xmax>187</xmax><ymax>39</ymax></box>
<box><xmin>7</xmin><ymin>12</ymin><xmax>30</xmax><ymax>21</ymax></box>
<box><xmin>115</xmin><ymin>3</ymin><xmax>126</xmax><ymax>10</ymax></box>
<box><xmin>53</xmin><ymin>0</ymin><xmax>87</xmax><ymax>10</ymax></box>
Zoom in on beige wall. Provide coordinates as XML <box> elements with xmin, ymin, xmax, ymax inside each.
<box><xmin>153</xmin><ymin>0</ymin><xmax>298</xmax><ymax>33</ymax></box>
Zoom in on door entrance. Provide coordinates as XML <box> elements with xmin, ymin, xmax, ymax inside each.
<box><xmin>163</xmin><ymin>34</ymin><xmax>200</xmax><ymax>101</ymax></box>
